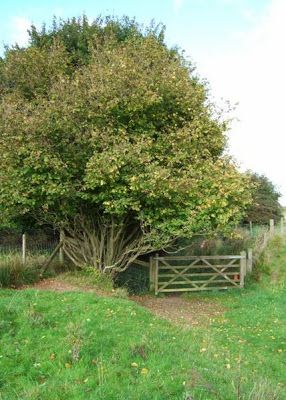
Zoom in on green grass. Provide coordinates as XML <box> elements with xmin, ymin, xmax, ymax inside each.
<box><xmin>0</xmin><ymin>243</ymin><xmax>286</xmax><ymax>399</ymax></box>
<box><xmin>0</xmin><ymin>253</ymin><xmax>66</xmax><ymax>288</ymax></box>
<box><xmin>0</xmin><ymin>255</ymin><xmax>44</xmax><ymax>288</ymax></box>
<box><xmin>56</xmin><ymin>267</ymin><xmax>114</xmax><ymax>291</ymax></box>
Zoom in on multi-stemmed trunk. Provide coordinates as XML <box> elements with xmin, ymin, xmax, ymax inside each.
<box><xmin>61</xmin><ymin>214</ymin><xmax>154</xmax><ymax>272</ymax></box>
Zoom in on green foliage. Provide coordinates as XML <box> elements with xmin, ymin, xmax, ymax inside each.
<box><xmin>0</xmin><ymin>16</ymin><xmax>252</xmax><ymax>262</ymax></box>
<box><xmin>114</xmin><ymin>264</ymin><xmax>150</xmax><ymax>294</ymax></box>
<box><xmin>245</xmin><ymin>173</ymin><xmax>282</xmax><ymax>224</ymax></box>
<box><xmin>27</xmin><ymin>16</ymin><xmax>164</xmax><ymax>68</ymax></box>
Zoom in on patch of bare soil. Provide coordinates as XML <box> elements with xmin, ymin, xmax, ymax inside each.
<box><xmin>32</xmin><ymin>279</ymin><xmax>83</xmax><ymax>292</ymax></box>
<box><xmin>23</xmin><ymin>279</ymin><xmax>224</xmax><ymax>327</ymax></box>
<box><xmin>21</xmin><ymin>278</ymin><xmax>108</xmax><ymax>297</ymax></box>
<box><xmin>131</xmin><ymin>294</ymin><xmax>225</xmax><ymax>327</ymax></box>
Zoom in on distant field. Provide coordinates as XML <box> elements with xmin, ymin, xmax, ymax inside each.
<box><xmin>0</xmin><ymin>246</ymin><xmax>286</xmax><ymax>399</ymax></box>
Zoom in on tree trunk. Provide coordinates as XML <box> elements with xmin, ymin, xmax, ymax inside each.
<box><xmin>61</xmin><ymin>214</ymin><xmax>154</xmax><ymax>272</ymax></box>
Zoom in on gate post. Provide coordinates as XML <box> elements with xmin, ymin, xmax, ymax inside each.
<box><xmin>155</xmin><ymin>253</ymin><xmax>159</xmax><ymax>295</ymax></box>
<box><xmin>149</xmin><ymin>256</ymin><xmax>155</xmax><ymax>292</ymax></box>
<box><xmin>240</xmin><ymin>251</ymin><xmax>247</xmax><ymax>288</ymax></box>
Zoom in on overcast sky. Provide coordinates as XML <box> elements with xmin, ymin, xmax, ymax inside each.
<box><xmin>1</xmin><ymin>0</ymin><xmax>285</xmax><ymax>203</ymax></box>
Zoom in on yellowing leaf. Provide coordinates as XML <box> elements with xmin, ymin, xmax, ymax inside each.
<box><xmin>131</xmin><ymin>362</ymin><xmax>138</xmax><ymax>368</ymax></box>
<box><xmin>141</xmin><ymin>368</ymin><xmax>149</xmax><ymax>375</ymax></box>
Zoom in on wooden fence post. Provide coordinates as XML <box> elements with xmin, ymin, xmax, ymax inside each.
<box><xmin>149</xmin><ymin>256</ymin><xmax>155</xmax><ymax>292</ymax></box>
<box><xmin>247</xmin><ymin>248</ymin><xmax>253</xmax><ymax>273</ymax></box>
<box><xmin>59</xmin><ymin>230</ymin><xmax>64</xmax><ymax>264</ymax></box>
<box><xmin>240</xmin><ymin>251</ymin><xmax>246</xmax><ymax>288</ymax></box>
<box><xmin>249</xmin><ymin>221</ymin><xmax>253</xmax><ymax>236</ymax></box>
<box><xmin>155</xmin><ymin>253</ymin><xmax>159</xmax><ymax>295</ymax></box>
<box><xmin>269</xmin><ymin>219</ymin><xmax>275</xmax><ymax>237</ymax></box>
<box><xmin>22</xmin><ymin>233</ymin><xmax>26</xmax><ymax>265</ymax></box>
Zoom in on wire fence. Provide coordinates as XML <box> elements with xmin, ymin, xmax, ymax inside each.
<box><xmin>0</xmin><ymin>229</ymin><xmax>59</xmax><ymax>258</ymax></box>
<box><xmin>0</xmin><ymin>218</ymin><xmax>285</xmax><ymax>267</ymax></box>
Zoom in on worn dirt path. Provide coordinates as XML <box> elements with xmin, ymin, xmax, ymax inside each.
<box><xmin>132</xmin><ymin>294</ymin><xmax>224</xmax><ymax>327</ymax></box>
<box><xmin>25</xmin><ymin>278</ymin><xmax>224</xmax><ymax>327</ymax></box>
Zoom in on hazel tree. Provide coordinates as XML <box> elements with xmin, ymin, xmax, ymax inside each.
<box><xmin>0</xmin><ymin>17</ymin><xmax>252</xmax><ymax>271</ymax></box>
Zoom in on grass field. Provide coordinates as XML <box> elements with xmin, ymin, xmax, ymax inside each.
<box><xmin>0</xmin><ymin>242</ymin><xmax>286</xmax><ymax>399</ymax></box>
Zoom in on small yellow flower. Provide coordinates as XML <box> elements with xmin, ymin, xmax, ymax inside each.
<box><xmin>131</xmin><ymin>362</ymin><xmax>138</xmax><ymax>368</ymax></box>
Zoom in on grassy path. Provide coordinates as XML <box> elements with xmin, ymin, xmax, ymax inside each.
<box><xmin>0</xmin><ymin>245</ymin><xmax>286</xmax><ymax>399</ymax></box>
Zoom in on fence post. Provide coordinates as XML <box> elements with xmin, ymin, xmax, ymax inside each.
<box><xmin>149</xmin><ymin>256</ymin><xmax>155</xmax><ymax>292</ymax></box>
<box><xmin>249</xmin><ymin>221</ymin><xmax>253</xmax><ymax>236</ymax></box>
<box><xmin>155</xmin><ymin>253</ymin><xmax>159</xmax><ymax>295</ymax></box>
<box><xmin>59</xmin><ymin>230</ymin><xmax>64</xmax><ymax>264</ymax></box>
<box><xmin>269</xmin><ymin>219</ymin><xmax>275</xmax><ymax>237</ymax></box>
<box><xmin>22</xmin><ymin>233</ymin><xmax>26</xmax><ymax>265</ymax></box>
<box><xmin>247</xmin><ymin>248</ymin><xmax>253</xmax><ymax>273</ymax></box>
<box><xmin>280</xmin><ymin>217</ymin><xmax>284</xmax><ymax>235</ymax></box>
<box><xmin>240</xmin><ymin>251</ymin><xmax>246</xmax><ymax>288</ymax></box>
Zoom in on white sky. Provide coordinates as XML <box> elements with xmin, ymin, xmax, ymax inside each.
<box><xmin>7</xmin><ymin>16</ymin><xmax>31</xmax><ymax>47</ymax></box>
<box><xmin>188</xmin><ymin>0</ymin><xmax>286</xmax><ymax>203</ymax></box>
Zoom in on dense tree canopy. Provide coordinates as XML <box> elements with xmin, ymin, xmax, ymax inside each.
<box><xmin>0</xmin><ymin>17</ymin><xmax>251</xmax><ymax>270</ymax></box>
<box><xmin>244</xmin><ymin>173</ymin><xmax>282</xmax><ymax>224</ymax></box>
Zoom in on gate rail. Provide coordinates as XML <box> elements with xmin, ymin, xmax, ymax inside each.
<box><xmin>150</xmin><ymin>252</ymin><xmax>247</xmax><ymax>295</ymax></box>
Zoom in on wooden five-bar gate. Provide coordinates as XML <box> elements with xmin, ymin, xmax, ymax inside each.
<box><xmin>148</xmin><ymin>252</ymin><xmax>247</xmax><ymax>295</ymax></box>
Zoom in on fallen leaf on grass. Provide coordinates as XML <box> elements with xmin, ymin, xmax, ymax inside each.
<box><xmin>141</xmin><ymin>368</ymin><xmax>149</xmax><ymax>375</ymax></box>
